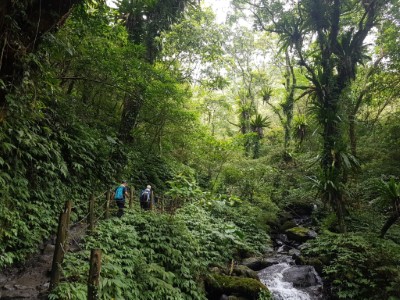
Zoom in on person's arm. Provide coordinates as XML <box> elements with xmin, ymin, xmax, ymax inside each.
<box><xmin>125</xmin><ymin>187</ymin><xmax>130</xmax><ymax>198</ymax></box>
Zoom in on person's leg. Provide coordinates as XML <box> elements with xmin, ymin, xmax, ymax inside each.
<box><xmin>116</xmin><ymin>201</ymin><xmax>125</xmax><ymax>217</ymax></box>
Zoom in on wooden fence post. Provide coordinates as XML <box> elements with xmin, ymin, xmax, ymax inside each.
<box><xmin>64</xmin><ymin>200</ymin><xmax>72</xmax><ymax>249</ymax></box>
<box><xmin>49</xmin><ymin>200</ymin><xmax>72</xmax><ymax>291</ymax></box>
<box><xmin>65</xmin><ymin>200</ymin><xmax>72</xmax><ymax>228</ymax></box>
<box><xmin>150</xmin><ymin>191</ymin><xmax>154</xmax><ymax>210</ymax></box>
<box><xmin>87</xmin><ymin>194</ymin><xmax>95</xmax><ymax>233</ymax></box>
<box><xmin>129</xmin><ymin>187</ymin><xmax>134</xmax><ymax>209</ymax></box>
<box><xmin>160</xmin><ymin>196</ymin><xmax>164</xmax><ymax>212</ymax></box>
<box><xmin>88</xmin><ymin>249</ymin><xmax>102</xmax><ymax>300</ymax></box>
<box><xmin>104</xmin><ymin>191</ymin><xmax>111</xmax><ymax>219</ymax></box>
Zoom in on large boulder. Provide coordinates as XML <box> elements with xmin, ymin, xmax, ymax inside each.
<box><xmin>241</xmin><ymin>257</ymin><xmax>271</xmax><ymax>271</ymax></box>
<box><xmin>232</xmin><ymin>265</ymin><xmax>259</xmax><ymax>280</ymax></box>
<box><xmin>285</xmin><ymin>227</ymin><xmax>317</xmax><ymax>243</ymax></box>
<box><xmin>205</xmin><ymin>274</ymin><xmax>270</xmax><ymax>300</ymax></box>
<box><xmin>282</xmin><ymin>265</ymin><xmax>321</xmax><ymax>288</ymax></box>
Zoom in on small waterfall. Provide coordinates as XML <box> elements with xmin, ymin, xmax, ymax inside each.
<box><xmin>257</xmin><ymin>237</ymin><xmax>323</xmax><ymax>299</ymax></box>
<box><xmin>254</xmin><ymin>204</ymin><xmax>324</xmax><ymax>299</ymax></box>
<box><xmin>258</xmin><ymin>262</ymin><xmax>313</xmax><ymax>300</ymax></box>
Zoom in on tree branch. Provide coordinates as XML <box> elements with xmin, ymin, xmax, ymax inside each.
<box><xmin>58</xmin><ymin>76</ymin><xmax>134</xmax><ymax>95</ymax></box>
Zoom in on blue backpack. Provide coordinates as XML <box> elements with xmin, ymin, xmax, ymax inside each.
<box><xmin>114</xmin><ymin>186</ymin><xmax>124</xmax><ymax>200</ymax></box>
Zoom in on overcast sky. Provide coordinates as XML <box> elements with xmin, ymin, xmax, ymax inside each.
<box><xmin>203</xmin><ymin>0</ymin><xmax>230</xmax><ymax>23</ymax></box>
<box><xmin>105</xmin><ymin>0</ymin><xmax>231</xmax><ymax>23</ymax></box>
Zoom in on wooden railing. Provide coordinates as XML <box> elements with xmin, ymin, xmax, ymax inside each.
<box><xmin>48</xmin><ymin>187</ymin><xmax>176</xmax><ymax>299</ymax></box>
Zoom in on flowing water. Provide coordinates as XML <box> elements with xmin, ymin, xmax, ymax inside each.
<box><xmin>259</xmin><ymin>263</ymin><xmax>311</xmax><ymax>300</ymax></box>
<box><xmin>257</xmin><ymin>207</ymin><xmax>324</xmax><ymax>299</ymax></box>
<box><xmin>258</xmin><ymin>255</ymin><xmax>323</xmax><ymax>300</ymax></box>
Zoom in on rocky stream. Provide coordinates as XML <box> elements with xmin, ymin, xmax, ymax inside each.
<box><xmin>245</xmin><ymin>203</ymin><xmax>324</xmax><ymax>300</ymax></box>
<box><xmin>206</xmin><ymin>203</ymin><xmax>325</xmax><ymax>299</ymax></box>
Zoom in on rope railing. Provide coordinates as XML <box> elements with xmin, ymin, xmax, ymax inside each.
<box><xmin>73</xmin><ymin>212</ymin><xmax>91</xmax><ymax>227</ymax></box>
<box><xmin>49</xmin><ymin>191</ymin><xmax>111</xmax><ymax>292</ymax></box>
<box><xmin>64</xmin><ymin>190</ymin><xmax>110</xmax><ymax>228</ymax></box>
<box><xmin>49</xmin><ymin>187</ymin><xmax>179</xmax><ymax>297</ymax></box>
<box><xmin>94</xmin><ymin>190</ymin><xmax>109</xmax><ymax>200</ymax></box>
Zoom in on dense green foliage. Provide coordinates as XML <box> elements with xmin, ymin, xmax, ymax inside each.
<box><xmin>0</xmin><ymin>0</ymin><xmax>194</xmax><ymax>267</ymax></box>
<box><xmin>303</xmin><ymin>233</ymin><xmax>400</xmax><ymax>299</ymax></box>
<box><xmin>49</xmin><ymin>200</ymin><xmax>270</xmax><ymax>299</ymax></box>
<box><xmin>1</xmin><ymin>0</ymin><xmax>400</xmax><ymax>299</ymax></box>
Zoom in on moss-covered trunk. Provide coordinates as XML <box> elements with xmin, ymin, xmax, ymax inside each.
<box><xmin>0</xmin><ymin>0</ymin><xmax>82</xmax><ymax>121</ymax></box>
<box><xmin>320</xmin><ymin>90</ymin><xmax>347</xmax><ymax>232</ymax></box>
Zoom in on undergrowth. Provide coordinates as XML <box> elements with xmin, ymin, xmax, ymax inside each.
<box><xmin>302</xmin><ymin>232</ymin><xmax>400</xmax><ymax>299</ymax></box>
<box><xmin>49</xmin><ymin>201</ymin><xmax>270</xmax><ymax>299</ymax></box>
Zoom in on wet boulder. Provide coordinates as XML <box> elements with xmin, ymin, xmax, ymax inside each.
<box><xmin>232</xmin><ymin>265</ymin><xmax>259</xmax><ymax>280</ymax></box>
<box><xmin>241</xmin><ymin>257</ymin><xmax>271</xmax><ymax>271</ymax></box>
<box><xmin>282</xmin><ymin>265</ymin><xmax>321</xmax><ymax>288</ymax></box>
<box><xmin>288</xmin><ymin>248</ymin><xmax>301</xmax><ymax>259</ymax></box>
<box><xmin>285</xmin><ymin>227</ymin><xmax>317</xmax><ymax>243</ymax></box>
<box><xmin>205</xmin><ymin>274</ymin><xmax>270</xmax><ymax>300</ymax></box>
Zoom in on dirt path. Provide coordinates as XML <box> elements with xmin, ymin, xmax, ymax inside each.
<box><xmin>0</xmin><ymin>224</ymin><xmax>86</xmax><ymax>299</ymax></box>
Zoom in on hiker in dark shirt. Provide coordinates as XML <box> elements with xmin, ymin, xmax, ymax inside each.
<box><xmin>140</xmin><ymin>185</ymin><xmax>153</xmax><ymax>210</ymax></box>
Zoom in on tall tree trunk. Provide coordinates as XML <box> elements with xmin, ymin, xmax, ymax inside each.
<box><xmin>283</xmin><ymin>49</ymin><xmax>296</xmax><ymax>156</ymax></box>
<box><xmin>240</xmin><ymin>109</ymin><xmax>251</xmax><ymax>156</ymax></box>
<box><xmin>349</xmin><ymin>115</ymin><xmax>357</xmax><ymax>156</ymax></box>
<box><xmin>321</xmin><ymin>93</ymin><xmax>347</xmax><ymax>233</ymax></box>
<box><xmin>0</xmin><ymin>0</ymin><xmax>82</xmax><ymax>122</ymax></box>
<box><xmin>118</xmin><ymin>87</ymin><xmax>144</xmax><ymax>144</ymax></box>
<box><xmin>380</xmin><ymin>210</ymin><xmax>400</xmax><ymax>238</ymax></box>
<box><xmin>117</xmin><ymin>0</ymin><xmax>191</xmax><ymax>143</ymax></box>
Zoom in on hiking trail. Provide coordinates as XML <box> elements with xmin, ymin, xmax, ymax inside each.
<box><xmin>0</xmin><ymin>223</ymin><xmax>86</xmax><ymax>300</ymax></box>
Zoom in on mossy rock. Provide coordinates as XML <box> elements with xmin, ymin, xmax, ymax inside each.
<box><xmin>296</xmin><ymin>255</ymin><xmax>326</xmax><ymax>275</ymax></box>
<box><xmin>205</xmin><ymin>274</ymin><xmax>270</xmax><ymax>300</ymax></box>
<box><xmin>287</xmin><ymin>226</ymin><xmax>309</xmax><ymax>235</ymax></box>
<box><xmin>286</xmin><ymin>226</ymin><xmax>317</xmax><ymax>243</ymax></box>
<box><xmin>232</xmin><ymin>265</ymin><xmax>259</xmax><ymax>280</ymax></box>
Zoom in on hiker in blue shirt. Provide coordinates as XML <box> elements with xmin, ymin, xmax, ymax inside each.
<box><xmin>113</xmin><ymin>180</ymin><xmax>129</xmax><ymax>217</ymax></box>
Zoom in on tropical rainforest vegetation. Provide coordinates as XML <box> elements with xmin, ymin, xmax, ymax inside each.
<box><xmin>0</xmin><ymin>0</ymin><xmax>399</xmax><ymax>299</ymax></box>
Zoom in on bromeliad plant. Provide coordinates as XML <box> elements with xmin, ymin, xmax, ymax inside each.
<box><xmin>376</xmin><ymin>177</ymin><xmax>400</xmax><ymax>238</ymax></box>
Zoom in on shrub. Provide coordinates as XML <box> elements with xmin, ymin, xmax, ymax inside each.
<box><xmin>302</xmin><ymin>232</ymin><xmax>400</xmax><ymax>299</ymax></box>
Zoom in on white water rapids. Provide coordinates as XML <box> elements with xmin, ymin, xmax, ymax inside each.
<box><xmin>258</xmin><ymin>262</ymin><xmax>312</xmax><ymax>300</ymax></box>
<box><xmin>257</xmin><ymin>212</ymin><xmax>323</xmax><ymax>299</ymax></box>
